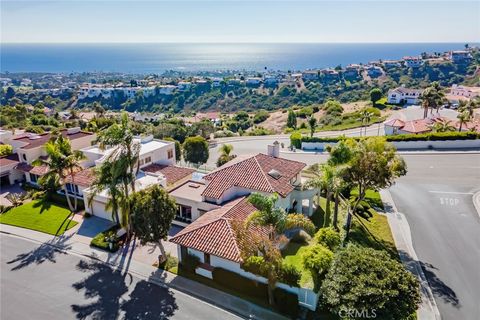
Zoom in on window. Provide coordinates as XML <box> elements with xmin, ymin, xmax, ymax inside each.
<box><xmin>145</xmin><ymin>156</ymin><xmax>151</xmax><ymax>164</ymax></box>
<box><xmin>168</xmin><ymin>149</ymin><xmax>174</xmax><ymax>159</ymax></box>
<box><xmin>204</xmin><ymin>253</ymin><xmax>211</xmax><ymax>265</ymax></box>
<box><xmin>139</xmin><ymin>159</ymin><xmax>144</xmax><ymax>166</ymax></box>
<box><xmin>66</xmin><ymin>183</ymin><xmax>80</xmax><ymax>195</ymax></box>
<box><xmin>29</xmin><ymin>173</ymin><xmax>38</xmax><ymax>183</ymax></box>
<box><xmin>22</xmin><ymin>154</ymin><xmax>27</xmax><ymax>162</ymax></box>
<box><xmin>176</xmin><ymin>205</ymin><xmax>192</xmax><ymax>222</ymax></box>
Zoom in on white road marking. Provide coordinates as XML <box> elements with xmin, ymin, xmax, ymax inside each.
<box><xmin>428</xmin><ymin>191</ymin><xmax>474</xmax><ymax>195</ymax></box>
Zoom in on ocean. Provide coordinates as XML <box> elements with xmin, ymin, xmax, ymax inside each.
<box><xmin>0</xmin><ymin>43</ymin><xmax>472</xmax><ymax>74</ymax></box>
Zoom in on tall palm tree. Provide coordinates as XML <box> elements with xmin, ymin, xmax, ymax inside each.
<box><xmin>457</xmin><ymin>111</ymin><xmax>471</xmax><ymax>132</ymax></box>
<box><xmin>34</xmin><ymin>135</ymin><xmax>85</xmax><ymax>213</ymax></box>
<box><xmin>358</xmin><ymin>110</ymin><xmax>374</xmax><ymax>137</ymax></box>
<box><xmin>419</xmin><ymin>82</ymin><xmax>446</xmax><ymax>118</ymax></box>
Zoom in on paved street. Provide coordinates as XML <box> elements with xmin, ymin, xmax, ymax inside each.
<box><xmin>0</xmin><ymin>234</ymin><xmax>241</xmax><ymax>320</ymax></box>
<box><xmin>389</xmin><ymin>154</ymin><xmax>480</xmax><ymax>320</ymax></box>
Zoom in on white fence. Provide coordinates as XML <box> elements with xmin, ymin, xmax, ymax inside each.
<box><xmin>302</xmin><ymin>139</ymin><xmax>480</xmax><ymax>151</ymax></box>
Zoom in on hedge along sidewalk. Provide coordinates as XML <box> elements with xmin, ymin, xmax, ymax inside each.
<box><xmin>0</xmin><ymin>223</ymin><xmax>287</xmax><ymax>320</ymax></box>
<box><xmin>379</xmin><ymin>190</ymin><xmax>441</xmax><ymax>320</ymax></box>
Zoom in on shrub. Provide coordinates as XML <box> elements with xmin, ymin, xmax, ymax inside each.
<box><xmin>302</xmin><ymin>244</ymin><xmax>334</xmax><ymax>275</ymax></box>
<box><xmin>0</xmin><ymin>205</ymin><xmax>13</xmax><ymax>214</ymax></box>
<box><xmin>242</xmin><ymin>256</ymin><xmax>267</xmax><ymax>277</ymax></box>
<box><xmin>212</xmin><ymin>268</ymin><xmax>269</xmax><ymax>300</ymax></box>
<box><xmin>0</xmin><ymin>144</ymin><xmax>13</xmax><ymax>157</ymax></box>
<box><xmin>274</xmin><ymin>288</ymin><xmax>300</xmax><ymax>318</ymax></box>
<box><xmin>90</xmin><ymin>225</ymin><xmax>121</xmax><ymax>252</ymax></box>
<box><xmin>290</xmin><ymin>132</ymin><xmax>302</xmax><ymax>149</ymax></box>
<box><xmin>296</xmin><ymin>106</ymin><xmax>314</xmax><ymax>118</ymax></box>
<box><xmin>179</xmin><ymin>254</ymin><xmax>201</xmax><ymax>273</ymax></box>
<box><xmin>253</xmin><ymin>110</ymin><xmax>270</xmax><ymax>124</ymax></box>
<box><xmin>159</xmin><ymin>253</ymin><xmax>179</xmax><ymax>272</ymax></box>
<box><xmin>278</xmin><ymin>263</ymin><xmax>301</xmax><ymax>287</ymax></box>
<box><xmin>314</xmin><ymin>227</ymin><xmax>342</xmax><ymax>251</ymax></box>
<box><xmin>285</xmin><ymin>213</ymin><xmax>316</xmax><ymax>236</ymax></box>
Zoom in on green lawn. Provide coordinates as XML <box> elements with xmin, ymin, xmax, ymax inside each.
<box><xmin>281</xmin><ymin>242</ymin><xmax>315</xmax><ymax>289</ymax></box>
<box><xmin>0</xmin><ymin>199</ymin><xmax>78</xmax><ymax>235</ymax></box>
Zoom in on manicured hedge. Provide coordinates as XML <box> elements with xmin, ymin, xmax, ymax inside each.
<box><xmin>294</xmin><ymin>131</ymin><xmax>480</xmax><ymax>144</ymax></box>
<box><xmin>212</xmin><ymin>267</ymin><xmax>269</xmax><ymax>300</ymax></box>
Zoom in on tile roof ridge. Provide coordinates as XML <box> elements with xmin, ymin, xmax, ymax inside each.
<box><xmin>253</xmin><ymin>154</ymin><xmax>275</xmax><ymax>194</ymax></box>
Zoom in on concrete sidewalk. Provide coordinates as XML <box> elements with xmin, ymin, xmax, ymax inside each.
<box><xmin>380</xmin><ymin>190</ymin><xmax>441</xmax><ymax>320</ymax></box>
<box><xmin>0</xmin><ymin>223</ymin><xmax>287</xmax><ymax>320</ymax></box>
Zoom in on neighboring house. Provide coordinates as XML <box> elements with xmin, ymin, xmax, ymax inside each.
<box><xmin>195</xmin><ymin>112</ymin><xmax>222</xmax><ymax>126</ymax></box>
<box><xmin>81</xmin><ymin>135</ymin><xmax>183</xmax><ymax>220</ymax></box>
<box><xmin>382</xmin><ymin>60</ymin><xmax>401</xmax><ymax>69</ymax></box>
<box><xmin>366</xmin><ymin>65</ymin><xmax>383</xmax><ymax>78</ymax></box>
<box><xmin>0</xmin><ymin>154</ymin><xmax>23</xmax><ymax>185</ymax></box>
<box><xmin>13</xmin><ymin>128</ymin><xmax>96</xmax><ymax>185</ymax></box>
<box><xmin>447</xmin><ymin>84</ymin><xmax>480</xmax><ymax>103</ymax></box>
<box><xmin>302</xmin><ymin>70</ymin><xmax>319</xmax><ymax>81</ymax></box>
<box><xmin>263</xmin><ymin>75</ymin><xmax>279</xmax><ymax>86</ymax></box>
<box><xmin>177</xmin><ymin>82</ymin><xmax>192</xmax><ymax>91</ymax></box>
<box><xmin>343</xmin><ymin>64</ymin><xmax>361</xmax><ymax>77</ymax></box>
<box><xmin>246</xmin><ymin>77</ymin><xmax>262</xmax><ymax>87</ymax></box>
<box><xmin>211</xmin><ymin>78</ymin><xmax>222</xmax><ymax>87</ymax></box>
<box><xmin>450</xmin><ymin>51</ymin><xmax>473</xmax><ymax>64</ymax></box>
<box><xmin>157</xmin><ymin>85</ymin><xmax>176</xmax><ymax>95</ymax></box>
<box><xmin>403</xmin><ymin>56</ymin><xmax>424</xmax><ymax>68</ymax></box>
<box><xmin>387</xmin><ymin>87</ymin><xmax>423</xmax><ymax>105</ymax></box>
<box><xmin>320</xmin><ymin>69</ymin><xmax>340</xmax><ymax>80</ymax></box>
<box><xmin>384</xmin><ymin>117</ymin><xmax>437</xmax><ymax>135</ymax></box>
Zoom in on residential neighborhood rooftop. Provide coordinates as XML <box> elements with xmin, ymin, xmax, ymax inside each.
<box><xmin>141</xmin><ymin>164</ymin><xmax>195</xmax><ymax>185</ymax></box>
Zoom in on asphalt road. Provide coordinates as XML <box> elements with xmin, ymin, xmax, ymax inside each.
<box><xmin>389</xmin><ymin>154</ymin><xmax>480</xmax><ymax>320</ymax></box>
<box><xmin>0</xmin><ymin>234</ymin><xmax>241</xmax><ymax>320</ymax></box>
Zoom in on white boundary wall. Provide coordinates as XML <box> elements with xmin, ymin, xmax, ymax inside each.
<box><xmin>302</xmin><ymin>139</ymin><xmax>480</xmax><ymax>151</ymax></box>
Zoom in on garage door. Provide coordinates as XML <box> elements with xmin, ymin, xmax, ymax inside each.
<box><xmin>91</xmin><ymin>200</ymin><xmax>114</xmax><ymax>221</ymax></box>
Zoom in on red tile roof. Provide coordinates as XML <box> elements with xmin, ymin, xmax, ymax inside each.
<box><xmin>15</xmin><ymin>162</ymin><xmax>49</xmax><ymax>176</ymax></box>
<box><xmin>13</xmin><ymin>129</ymin><xmax>93</xmax><ymax>150</ymax></box>
<box><xmin>141</xmin><ymin>164</ymin><xmax>195</xmax><ymax>185</ymax></box>
<box><xmin>0</xmin><ymin>154</ymin><xmax>19</xmax><ymax>168</ymax></box>
<box><xmin>400</xmin><ymin>119</ymin><xmax>432</xmax><ymax>134</ymax></box>
<box><xmin>64</xmin><ymin>168</ymin><xmax>96</xmax><ymax>187</ymax></box>
<box><xmin>384</xmin><ymin>118</ymin><xmax>405</xmax><ymax>128</ymax></box>
<box><xmin>202</xmin><ymin>153</ymin><xmax>305</xmax><ymax>199</ymax></box>
<box><xmin>170</xmin><ymin>197</ymin><xmax>260</xmax><ymax>262</ymax></box>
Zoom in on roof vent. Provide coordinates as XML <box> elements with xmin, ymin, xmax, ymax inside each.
<box><xmin>188</xmin><ymin>183</ymin><xmax>200</xmax><ymax>189</ymax></box>
<box><xmin>28</xmin><ymin>134</ymin><xmax>41</xmax><ymax>140</ymax></box>
<box><xmin>268</xmin><ymin>169</ymin><xmax>281</xmax><ymax>180</ymax></box>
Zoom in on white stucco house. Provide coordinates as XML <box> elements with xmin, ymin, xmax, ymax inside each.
<box><xmin>403</xmin><ymin>56</ymin><xmax>424</xmax><ymax>68</ymax></box>
<box><xmin>387</xmin><ymin>86</ymin><xmax>423</xmax><ymax>105</ymax></box>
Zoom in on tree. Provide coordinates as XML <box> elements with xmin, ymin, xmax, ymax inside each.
<box><xmin>369</xmin><ymin>88</ymin><xmax>382</xmax><ymax>107</ymax></box>
<box><xmin>130</xmin><ymin>185</ymin><xmax>177</xmax><ymax>264</ymax></box>
<box><xmin>286</xmin><ymin>109</ymin><xmax>297</xmax><ymax>129</ymax></box>
<box><xmin>247</xmin><ymin>193</ymin><xmax>287</xmax><ymax>237</ymax></box>
<box><xmin>5</xmin><ymin>87</ymin><xmax>15</xmax><ymax>101</ymax></box>
<box><xmin>457</xmin><ymin>111</ymin><xmax>470</xmax><ymax>132</ymax></box>
<box><xmin>419</xmin><ymin>82</ymin><xmax>446</xmax><ymax>118</ymax></box>
<box><xmin>358</xmin><ymin>110</ymin><xmax>374</xmax><ymax>136</ymax></box>
<box><xmin>183</xmin><ymin>136</ymin><xmax>209</xmax><ymax>165</ymax></box>
<box><xmin>233</xmin><ymin>220</ymin><xmax>283</xmax><ymax>306</ymax></box>
<box><xmin>34</xmin><ymin>135</ymin><xmax>85</xmax><ymax>213</ymax></box>
<box><xmin>308</xmin><ymin>115</ymin><xmax>317</xmax><ymax>138</ymax></box>
<box><xmin>301</xmin><ymin>244</ymin><xmax>333</xmax><ymax>277</ymax></box>
<box><xmin>216</xmin><ymin>143</ymin><xmax>236</xmax><ymax>167</ymax></box>
<box><xmin>431</xmin><ymin>118</ymin><xmax>456</xmax><ymax>132</ymax></box>
<box><xmin>93</xmin><ymin>102</ymin><xmax>105</xmax><ymax>118</ymax></box>
<box><xmin>0</xmin><ymin>144</ymin><xmax>13</xmax><ymax>156</ymax></box>
<box><xmin>322</xmin><ymin>245</ymin><xmax>420</xmax><ymax>320</ymax></box>
<box><xmin>343</xmin><ymin>138</ymin><xmax>407</xmax><ymax>238</ymax></box>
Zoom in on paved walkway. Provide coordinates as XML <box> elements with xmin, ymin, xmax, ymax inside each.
<box><xmin>380</xmin><ymin>190</ymin><xmax>441</xmax><ymax>320</ymax></box>
<box><xmin>0</xmin><ymin>221</ymin><xmax>287</xmax><ymax>320</ymax></box>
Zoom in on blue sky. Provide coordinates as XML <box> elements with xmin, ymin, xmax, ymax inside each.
<box><xmin>1</xmin><ymin>1</ymin><xmax>479</xmax><ymax>43</ymax></box>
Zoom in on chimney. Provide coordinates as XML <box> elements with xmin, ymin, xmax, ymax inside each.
<box><xmin>267</xmin><ymin>141</ymin><xmax>280</xmax><ymax>158</ymax></box>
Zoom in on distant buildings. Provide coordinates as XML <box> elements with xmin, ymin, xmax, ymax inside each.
<box><xmin>343</xmin><ymin>64</ymin><xmax>361</xmax><ymax>77</ymax></box>
<box><xmin>387</xmin><ymin>86</ymin><xmax>423</xmax><ymax>105</ymax></box>
<box><xmin>366</xmin><ymin>65</ymin><xmax>383</xmax><ymax>78</ymax></box>
<box><xmin>450</xmin><ymin>51</ymin><xmax>472</xmax><ymax>64</ymax></box>
<box><xmin>403</xmin><ymin>56</ymin><xmax>424</xmax><ymax>68</ymax></box>
<box><xmin>302</xmin><ymin>70</ymin><xmax>319</xmax><ymax>81</ymax></box>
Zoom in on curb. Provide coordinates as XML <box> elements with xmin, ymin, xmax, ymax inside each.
<box><xmin>379</xmin><ymin>190</ymin><xmax>442</xmax><ymax>320</ymax></box>
<box><xmin>279</xmin><ymin>149</ymin><xmax>480</xmax><ymax>155</ymax></box>
<box><xmin>473</xmin><ymin>191</ymin><xmax>480</xmax><ymax>219</ymax></box>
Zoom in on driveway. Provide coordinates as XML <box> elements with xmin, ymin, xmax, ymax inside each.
<box><xmin>388</xmin><ymin>105</ymin><xmax>459</xmax><ymax>121</ymax></box>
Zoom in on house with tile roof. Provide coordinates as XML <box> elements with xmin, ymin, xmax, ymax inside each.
<box><xmin>387</xmin><ymin>86</ymin><xmax>423</xmax><ymax>105</ymax></box>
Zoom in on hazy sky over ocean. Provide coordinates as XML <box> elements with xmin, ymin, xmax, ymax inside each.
<box><xmin>1</xmin><ymin>1</ymin><xmax>479</xmax><ymax>43</ymax></box>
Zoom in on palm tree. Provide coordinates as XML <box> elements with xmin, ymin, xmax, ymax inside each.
<box><xmin>358</xmin><ymin>110</ymin><xmax>373</xmax><ymax>137</ymax></box>
<box><xmin>430</xmin><ymin>119</ymin><xmax>456</xmax><ymax>132</ymax></box>
<box><xmin>34</xmin><ymin>135</ymin><xmax>85</xmax><ymax>213</ymax></box>
<box><xmin>457</xmin><ymin>111</ymin><xmax>471</xmax><ymax>132</ymax></box>
<box><xmin>217</xmin><ymin>144</ymin><xmax>236</xmax><ymax>167</ymax></box>
<box><xmin>419</xmin><ymin>82</ymin><xmax>446</xmax><ymax>119</ymax></box>
<box><xmin>247</xmin><ymin>193</ymin><xmax>287</xmax><ymax>238</ymax></box>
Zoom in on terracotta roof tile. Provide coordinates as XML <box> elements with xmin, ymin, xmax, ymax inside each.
<box><xmin>401</xmin><ymin>119</ymin><xmax>432</xmax><ymax>134</ymax></box>
<box><xmin>0</xmin><ymin>154</ymin><xmax>19</xmax><ymax>168</ymax></box>
<box><xmin>15</xmin><ymin>162</ymin><xmax>49</xmax><ymax>175</ymax></box>
<box><xmin>141</xmin><ymin>164</ymin><xmax>194</xmax><ymax>185</ymax></box>
<box><xmin>384</xmin><ymin>118</ymin><xmax>405</xmax><ymax>127</ymax></box>
<box><xmin>64</xmin><ymin>168</ymin><xmax>96</xmax><ymax>187</ymax></box>
<box><xmin>13</xmin><ymin>129</ymin><xmax>93</xmax><ymax>150</ymax></box>
<box><xmin>202</xmin><ymin>153</ymin><xmax>305</xmax><ymax>199</ymax></box>
<box><xmin>170</xmin><ymin>197</ymin><xmax>259</xmax><ymax>262</ymax></box>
